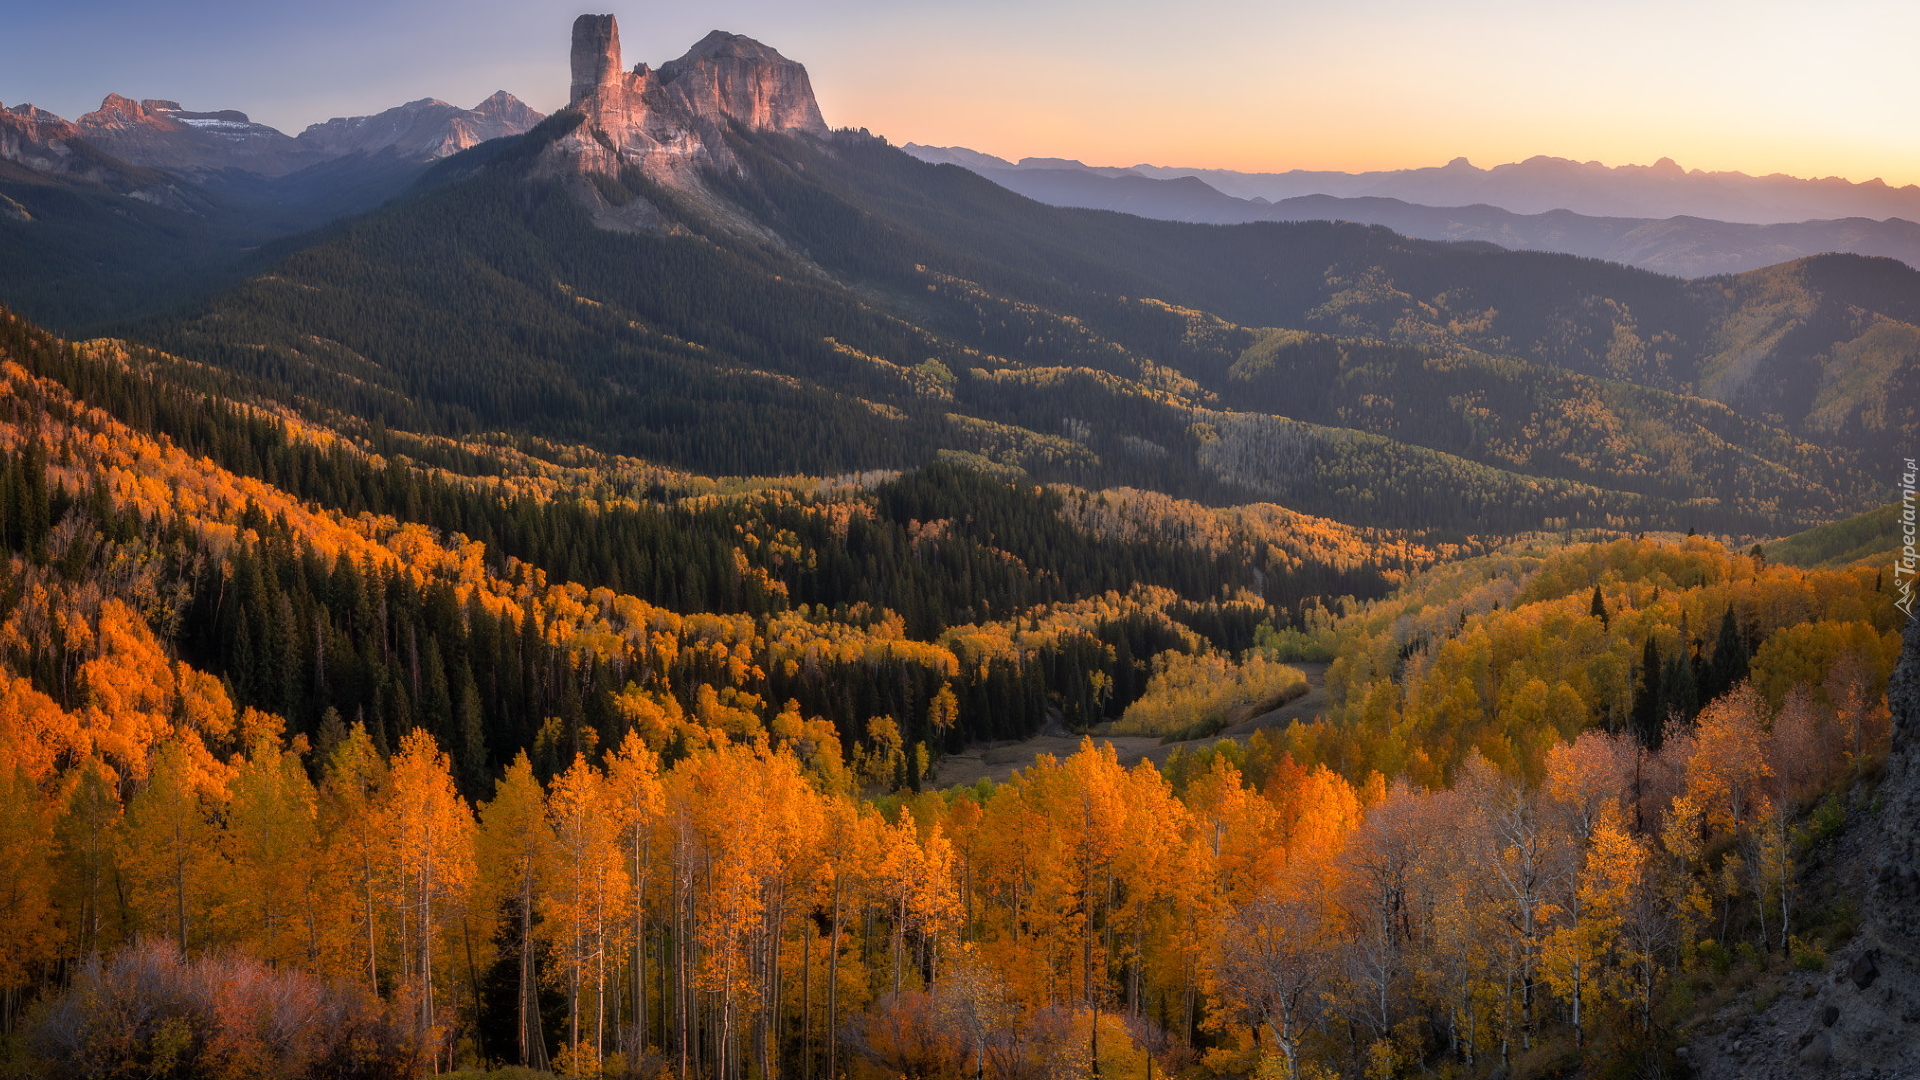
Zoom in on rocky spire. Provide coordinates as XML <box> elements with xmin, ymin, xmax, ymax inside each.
<box><xmin>551</xmin><ymin>14</ymin><xmax>829</xmax><ymax>192</ymax></box>
<box><xmin>571</xmin><ymin>15</ymin><xmax>623</xmax><ymax>106</ymax></box>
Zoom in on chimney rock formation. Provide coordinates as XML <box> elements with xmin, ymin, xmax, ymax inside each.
<box><xmin>572</xmin><ymin>15</ymin><xmax>624</xmax><ymax>107</ymax></box>
<box><xmin>547</xmin><ymin>15</ymin><xmax>827</xmax><ymax>185</ymax></box>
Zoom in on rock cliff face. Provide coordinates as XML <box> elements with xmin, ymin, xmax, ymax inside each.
<box><xmin>296</xmin><ymin>92</ymin><xmax>545</xmax><ymax>161</ymax></box>
<box><xmin>1774</xmin><ymin>613</ymin><xmax>1920</xmax><ymax>1076</ymax></box>
<box><xmin>1</xmin><ymin>104</ymin><xmax>92</xmax><ymax>178</ymax></box>
<box><xmin>1689</xmin><ymin>612</ymin><xmax>1920</xmax><ymax>1079</ymax></box>
<box><xmin>1833</xmin><ymin>611</ymin><xmax>1920</xmax><ymax>1070</ymax></box>
<box><xmin>75</xmin><ymin>94</ymin><xmax>316</xmax><ymax>176</ymax></box>
<box><xmin>545</xmin><ymin>15</ymin><xmax>827</xmax><ymax>185</ymax></box>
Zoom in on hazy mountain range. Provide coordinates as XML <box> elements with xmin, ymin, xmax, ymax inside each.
<box><xmin>16</xmin><ymin>90</ymin><xmax>545</xmax><ymax>178</ymax></box>
<box><xmin>905</xmin><ymin>145</ymin><xmax>1920</xmax><ymax>277</ymax></box>
<box><xmin>0</xmin><ymin>89</ymin><xmax>545</xmax><ymax>323</ymax></box>
<box><xmin>910</xmin><ymin>145</ymin><xmax>1920</xmax><ymax>223</ymax></box>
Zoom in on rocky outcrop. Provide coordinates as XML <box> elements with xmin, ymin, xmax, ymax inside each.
<box><xmin>1876</xmin><ymin>613</ymin><xmax>1920</xmax><ymax>939</ymax></box>
<box><xmin>544</xmin><ymin>15</ymin><xmax>827</xmax><ymax>185</ymax></box>
<box><xmin>1766</xmin><ymin>613</ymin><xmax>1920</xmax><ymax>1078</ymax></box>
<box><xmin>655</xmin><ymin>30</ymin><xmax>829</xmax><ymax>136</ymax></box>
<box><xmin>295</xmin><ymin>92</ymin><xmax>545</xmax><ymax>161</ymax></box>
<box><xmin>571</xmin><ymin>14</ymin><xmax>625</xmax><ymax>107</ymax></box>
<box><xmin>75</xmin><ymin>94</ymin><xmax>316</xmax><ymax>177</ymax></box>
<box><xmin>1688</xmin><ymin>613</ymin><xmax>1920</xmax><ymax>1079</ymax></box>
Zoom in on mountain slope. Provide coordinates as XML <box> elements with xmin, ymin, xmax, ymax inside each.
<box><xmin>94</xmin><ymin>17</ymin><xmax>1911</xmax><ymax>538</ymax></box>
<box><xmin>130</xmin><ymin>116</ymin><xmax>1878</xmax><ymax>535</ymax></box>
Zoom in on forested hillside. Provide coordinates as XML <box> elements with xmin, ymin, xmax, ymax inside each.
<box><xmin>0</xmin><ymin>300</ymin><xmax>1906</xmax><ymax>1080</ymax></box>
<box><xmin>0</xmin><ymin>307</ymin><xmax>1452</xmax><ymax>777</ymax></box>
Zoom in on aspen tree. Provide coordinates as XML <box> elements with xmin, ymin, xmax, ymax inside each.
<box><xmin>0</xmin><ymin>768</ymin><xmax>56</xmax><ymax>1032</ymax></box>
<box><xmin>606</xmin><ymin>733</ymin><xmax>665</xmax><ymax>1057</ymax></box>
<box><xmin>120</xmin><ymin>737</ymin><xmax>225</xmax><ymax>952</ymax></box>
<box><xmin>546</xmin><ymin>752</ymin><xmax>627</xmax><ymax>1060</ymax></box>
<box><xmin>222</xmin><ymin>736</ymin><xmax>321</xmax><ymax>967</ymax></box>
<box><xmin>380</xmin><ymin>728</ymin><xmax>476</xmax><ymax>1053</ymax></box>
<box><xmin>477</xmin><ymin>752</ymin><xmax>556</xmax><ymax>1070</ymax></box>
<box><xmin>318</xmin><ymin>723</ymin><xmax>389</xmax><ymax>991</ymax></box>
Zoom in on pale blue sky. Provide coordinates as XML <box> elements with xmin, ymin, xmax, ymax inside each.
<box><xmin>6</xmin><ymin>0</ymin><xmax>1919</xmax><ymax>184</ymax></box>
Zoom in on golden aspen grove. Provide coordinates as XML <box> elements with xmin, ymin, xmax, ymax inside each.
<box><xmin>0</xmin><ymin>296</ymin><xmax>1905</xmax><ymax>1080</ymax></box>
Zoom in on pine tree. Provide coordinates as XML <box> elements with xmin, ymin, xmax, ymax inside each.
<box><xmin>1630</xmin><ymin>637</ymin><xmax>1664</xmax><ymax>750</ymax></box>
<box><xmin>1703</xmin><ymin>607</ymin><xmax>1749</xmax><ymax>703</ymax></box>
<box><xmin>1663</xmin><ymin>652</ymin><xmax>1698</xmax><ymax>725</ymax></box>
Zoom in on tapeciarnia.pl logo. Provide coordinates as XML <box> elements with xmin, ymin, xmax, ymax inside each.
<box><xmin>1899</xmin><ymin>457</ymin><xmax>1917</xmax><ymax>618</ymax></box>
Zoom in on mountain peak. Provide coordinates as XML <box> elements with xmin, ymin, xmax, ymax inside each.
<box><xmin>75</xmin><ymin>94</ymin><xmax>307</xmax><ymax>176</ymax></box>
<box><xmin>4</xmin><ymin>103</ymin><xmax>66</xmax><ymax>124</ymax></box>
<box><xmin>660</xmin><ymin>30</ymin><xmax>796</xmax><ymax>74</ymax></box>
<box><xmin>0</xmin><ymin>101</ymin><xmax>184</xmax><ymax>199</ymax></box>
<box><xmin>552</xmin><ymin>16</ymin><xmax>827</xmax><ymax>187</ymax></box>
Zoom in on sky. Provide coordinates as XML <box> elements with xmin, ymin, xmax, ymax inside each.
<box><xmin>6</xmin><ymin>0</ymin><xmax>1919</xmax><ymax>186</ymax></box>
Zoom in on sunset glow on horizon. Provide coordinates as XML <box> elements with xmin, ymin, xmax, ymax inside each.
<box><xmin>6</xmin><ymin>0</ymin><xmax>1918</xmax><ymax>187</ymax></box>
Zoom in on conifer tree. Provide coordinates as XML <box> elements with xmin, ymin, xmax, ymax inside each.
<box><xmin>1630</xmin><ymin>638</ymin><xmax>1664</xmax><ymax>750</ymax></box>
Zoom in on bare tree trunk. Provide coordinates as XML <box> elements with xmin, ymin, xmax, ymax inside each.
<box><xmin>801</xmin><ymin>918</ymin><xmax>812</xmax><ymax>1080</ymax></box>
<box><xmin>675</xmin><ymin>874</ymin><xmax>689</xmax><ymax>1080</ymax></box>
<box><xmin>828</xmin><ymin>875</ymin><xmax>843</xmax><ymax>1080</ymax></box>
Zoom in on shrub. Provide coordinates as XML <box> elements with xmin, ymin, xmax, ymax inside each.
<box><xmin>31</xmin><ymin>940</ymin><xmax>421</xmax><ymax>1079</ymax></box>
<box><xmin>1791</xmin><ymin>939</ymin><xmax>1829</xmax><ymax>972</ymax></box>
<box><xmin>1699</xmin><ymin>939</ymin><xmax>1733</xmax><ymax>976</ymax></box>
<box><xmin>1809</xmin><ymin>794</ymin><xmax>1847</xmax><ymax>842</ymax></box>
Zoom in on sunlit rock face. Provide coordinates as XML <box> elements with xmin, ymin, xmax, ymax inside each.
<box><xmin>0</xmin><ymin>102</ymin><xmax>202</xmax><ymax>211</ymax></box>
<box><xmin>74</xmin><ymin>94</ymin><xmax>315</xmax><ymax>176</ymax></box>
<box><xmin>546</xmin><ymin>14</ymin><xmax>827</xmax><ymax>185</ymax></box>
<box><xmin>0</xmin><ymin>104</ymin><xmax>91</xmax><ymax>178</ymax></box>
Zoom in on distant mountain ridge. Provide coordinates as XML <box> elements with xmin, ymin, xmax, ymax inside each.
<box><xmin>297</xmin><ymin>91</ymin><xmax>546</xmax><ymax>161</ymax></box>
<box><xmin>905</xmin><ymin>147</ymin><xmax>1920</xmax><ymax>277</ymax></box>
<box><xmin>3</xmin><ymin>90</ymin><xmax>547</xmax><ymax>179</ymax></box>
<box><xmin>74</xmin><ymin>93</ymin><xmax>311</xmax><ymax>176</ymax></box>
<box><xmin>907</xmin><ymin>145</ymin><xmax>1920</xmax><ymax>224</ymax></box>
<box><xmin>0</xmin><ymin>102</ymin><xmax>193</xmax><ymax>205</ymax></box>
<box><xmin>0</xmin><ymin>88</ymin><xmax>547</xmax><ymax>325</ymax></box>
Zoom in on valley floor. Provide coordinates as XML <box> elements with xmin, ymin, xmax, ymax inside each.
<box><xmin>935</xmin><ymin>662</ymin><xmax>1329</xmax><ymax>787</ymax></box>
